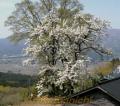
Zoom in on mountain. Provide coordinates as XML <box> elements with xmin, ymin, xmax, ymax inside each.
<box><xmin>88</xmin><ymin>29</ymin><xmax>120</xmax><ymax>61</ymax></box>
<box><xmin>0</xmin><ymin>39</ymin><xmax>39</xmax><ymax>75</ymax></box>
<box><xmin>0</xmin><ymin>39</ymin><xmax>25</xmax><ymax>57</ymax></box>
<box><xmin>103</xmin><ymin>29</ymin><xmax>120</xmax><ymax>58</ymax></box>
<box><xmin>0</xmin><ymin>29</ymin><xmax>120</xmax><ymax>58</ymax></box>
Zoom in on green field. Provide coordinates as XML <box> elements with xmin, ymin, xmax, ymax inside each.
<box><xmin>0</xmin><ymin>72</ymin><xmax>37</xmax><ymax>106</ymax></box>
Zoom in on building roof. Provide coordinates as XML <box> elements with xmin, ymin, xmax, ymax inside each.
<box><xmin>69</xmin><ymin>77</ymin><xmax>120</xmax><ymax>104</ymax></box>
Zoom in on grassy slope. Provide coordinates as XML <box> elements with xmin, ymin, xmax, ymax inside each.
<box><xmin>0</xmin><ymin>72</ymin><xmax>37</xmax><ymax>105</ymax></box>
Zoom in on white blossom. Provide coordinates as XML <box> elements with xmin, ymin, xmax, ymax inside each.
<box><xmin>23</xmin><ymin>58</ymin><xmax>34</xmax><ymax>66</ymax></box>
<box><xmin>23</xmin><ymin>10</ymin><xmax>109</xmax><ymax>96</ymax></box>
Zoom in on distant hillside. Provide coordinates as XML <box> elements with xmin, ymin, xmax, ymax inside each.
<box><xmin>88</xmin><ymin>29</ymin><xmax>120</xmax><ymax>61</ymax></box>
<box><xmin>0</xmin><ymin>39</ymin><xmax>25</xmax><ymax>57</ymax></box>
<box><xmin>0</xmin><ymin>72</ymin><xmax>37</xmax><ymax>87</ymax></box>
<box><xmin>103</xmin><ymin>29</ymin><xmax>120</xmax><ymax>58</ymax></box>
<box><xmin>0</xmin><ymin>29</ymin><xmax>120</xmax><ymax>59</ymax></box>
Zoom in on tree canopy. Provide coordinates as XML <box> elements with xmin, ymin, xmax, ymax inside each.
<box><xmin>5</xmin><ymin>0</ymin><xmax>83</xmax><ymax>42</ymax></box>
<box><xmin>6</xmin><ymin>0</ymin><xmax>111</xmax><ymax>97</ymax></box>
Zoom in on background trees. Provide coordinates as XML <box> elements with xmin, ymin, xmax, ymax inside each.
<box><xmin>6</xmin><ymin>0</ymin><xmax>111</xmax><ymax>97</ymax></box>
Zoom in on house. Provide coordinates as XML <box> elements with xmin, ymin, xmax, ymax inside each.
<box><xmin>67</xmin><ymin>77</ymin><xmax>120</xmax><ymax>106</ymax></box>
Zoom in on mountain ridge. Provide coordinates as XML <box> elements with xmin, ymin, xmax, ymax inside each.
<box><xmin>0</xmin><ymin>29</ymin><xmax>120</xmax><ymax>58</ymax></box>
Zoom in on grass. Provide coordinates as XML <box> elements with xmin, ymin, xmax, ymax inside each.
<box><xmin>0</xmin><ymin>72</ymin><xmax>38</xmax><ymax>106</ymax></box>
<box><xmin>90</xmin><ymin>60</ymin><xmax>120</xmax><ymax>76</ymax></box>
<box><xmin>0</xmin><ymin>85</ymin><xmax>31</xmax><ymax>106</ymax></box>
<box><xmin>19</xmin><ymin>103</ymin><xmax>62</xmax><ymax>106</ymax></box>
<box><xmin>19</xmin><ymin>96</ymin><xmax>67</xmax><ymax>106</ymax></box>
<box><xmin>93</xmin><ymin>62</ymin><xmax>114</xmax><ymax>75</ymax></box>
<box><xmin>0</xmin><ymin>85</ymin><xmax>10</xmax><ymax>93</ymax></box>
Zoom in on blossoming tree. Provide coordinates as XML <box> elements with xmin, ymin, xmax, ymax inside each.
<box><xmin>25</xmin><ymin>11</ymin><xmax>110</xmax><ymax>96</ymax></box>
<box><xmin>6</xmin><ymin>0</ymin><xmax>111</xmax><ymax>97</ymax></box>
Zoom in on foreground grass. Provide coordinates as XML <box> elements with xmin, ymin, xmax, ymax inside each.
<box><xmin>0</xmin><ymin>72</ymin><xmax>37</xmax><ymax>105</ymax></box>
<box><xmin>0</xmin><ymin>85</ymin><xmax>32</xmax><ymax>106</ymax></box>
<box><xmin>19</xmin><ymin>103</ymin><xmax>62</xmax><ymax>106</ymax></box>
<box><xmin>19</xmin><ymin>97</ymin><xmax>73</xmax><ymax>106</ymax></box>
<box><xmin>19</xmin><ymin>95</ymin><xmax>92</xmax><ymax>106</ymax></box>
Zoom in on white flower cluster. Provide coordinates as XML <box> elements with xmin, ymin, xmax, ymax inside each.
<box><xmin>36</xmin><ymin>57</ymin><xmax>95</xmax><ymax>96</ymax></box>
<box><xmin>25</xmin><ymin>12</ymin><xmax>108</xmax><ymax>62</ymax></box>
<box><xmin>23</xmin><ymin>58</ymin><xmax>34</xmax><ymax>66</ymax></box>
<box><xmin>56</xmin><ymin>57</ymin><xmax>91</xmax><ymax>89</ymax></box>
<box><xmin>36</xmin><ymin>65</ymin><xmax>60</xmax><ymax>96</ymax></box>
<box><xmin>23</xmin><ymin>10</ymin><xmax>109</xmax><ymax>96</ymax></box>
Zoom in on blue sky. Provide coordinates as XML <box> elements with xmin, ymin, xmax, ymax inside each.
<box><xmin>81</xmin><ymin>0</ymin><xmax>120</xmax><ymax>28</ymax></box>
<box><xmin>0</xmin><ymin>0</ymin><xmax>120</xmax><ymax>38</ymax></box>
<box><xmin>0</xmin><ymin>0</ymin><xmax>19</xmax><ymax>38</ymax></box>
